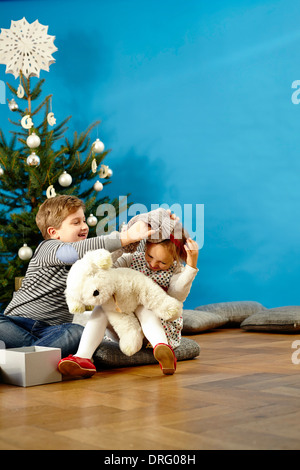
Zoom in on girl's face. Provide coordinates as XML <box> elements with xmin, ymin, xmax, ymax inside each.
<box><xmin>145</xmin><ymin>243</ymin><xmax>174</xmax><ymax>271</ymax></box>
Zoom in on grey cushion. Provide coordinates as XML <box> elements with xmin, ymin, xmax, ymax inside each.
<box><xmin>182</xmin><ymin>309</ymin><xmax>227</xmax><ymax>334</ymax></box>
<box><xmin>93</xmin><ymin>337</ymin><xmax>200</xmax><ymax>369</ymax></box>
<box><xmin>195</xmin><ymin>301</ymin><xmax>266</xmax><ymax>326</ymax></box>
<box><xmin>241</xmin><ymin>306</ymin><xmax>300</xmax><ymax>332</ymax></box>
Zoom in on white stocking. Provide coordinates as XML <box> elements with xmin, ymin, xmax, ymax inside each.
<box><xmin>135</xmin><ymin>305</ymin><xmax>168</xmax><ymax>348</ymax></box>
<box><xmin>75</xmin><ymin>306</ymin><xmax>108</xmax><ymax>359</ymax></box>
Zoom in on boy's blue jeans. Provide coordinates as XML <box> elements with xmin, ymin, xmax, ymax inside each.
<box><xmin>0</xmin><ymin>314</ymin><xmax>84</xmax><ymax>358</ymax></box>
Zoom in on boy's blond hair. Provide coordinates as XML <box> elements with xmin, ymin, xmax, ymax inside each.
<box><xmin>36</xmin><ymin>195</ymin><xmax>85</xmax><ymax>240</ymax></box>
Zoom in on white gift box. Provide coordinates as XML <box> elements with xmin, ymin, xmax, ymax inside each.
<box><xmin>0</xmin><ymin>346</ymin><xmax>62</xmax><ymax>387</ymax></box>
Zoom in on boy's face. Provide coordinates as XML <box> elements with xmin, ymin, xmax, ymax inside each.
<box><xmin>47</xmin><ymin>208</ymin><xmax>89</xmax><ymax>243</ymax></box>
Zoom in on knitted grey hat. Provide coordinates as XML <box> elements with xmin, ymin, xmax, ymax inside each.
<box><xmin>123</xmin><ymin>208</ymin><xmax>188</xmax><ymax>253</ymax></box>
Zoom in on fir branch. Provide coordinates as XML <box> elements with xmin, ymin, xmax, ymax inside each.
<box><xmin>8</xmin><ymin>118</ymin><xmax>24</xmax><ymax>128</ymax></box>
<box><xmin>49</xmin><ymin>116</ymin><xmax>71</xmax><ymax>134</ymax></box>
<box><xmin>6</xmin><ymin>82</ymin><xmax>17</xmax><ymax>96</ymax></box>
<box><xmin>31</xmin><ymin>79</ymin><xmax>45</xmax><ymax>101</ymax></box>
<box><xmin>31</xmin><ymin>94</ymin><xmax>52</xmax><ymax>117</ymax></box>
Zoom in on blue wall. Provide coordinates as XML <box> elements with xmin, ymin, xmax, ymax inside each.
<box><xmin>1</xmin><ymin>0</ymin><xmax>300</xmax><ymax>309</ymax></box>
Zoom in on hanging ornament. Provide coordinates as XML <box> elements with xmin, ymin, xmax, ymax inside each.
<box><xmin>46</xmin><ymin>184</ymin><xmax>56</xmax><ymax>198</ymax></box>
<box><xmin>93</xmin><ymin>181</ymin><xmax>103</xmax><ymax>192</ymax></box>
<box><xmin>8</xmin><ymin>98</ymin><xmax>18</xmax><ymax>111</ymax></box>
<box><xmin>17</xmin><ymin>83</ymin><xmax>25</xmax><ymax>98</ymax></box>
<box><xmin>99</xmin><ymin>164</ymin><xmax>109</xmax><ymax>179</ymax></box>
<box><xmin>21</xmin><ymin>114</ymin><xmax>34</xmax><ymax>129</ymax></box>
<box><xmin>58</xmin><ymin>171</ymin><xmax>72</xmax><ymax>187</ymax></box>
<box><xmin>26</xmin><ymin>151</ymin><xmax>40</xmax><ymax>167</ymax></box>
<box><xmin>18</xmin><ymin>243</ymin><xmax>33</xmax><ymax>261</ymax></box>
<box><xmin>26</xmin><ymin>132</ymin><xmax>41</xmax><ymax>149</ymax></box>
<box><xmin>91</xmin><ymin>158</ymin><xmax>97</xmax><ymax>173</ymax></box>
<box><xmin>47</xmin><ymin>112</ymin><xmax>56</xmax><ymax>126</ymax></box>
<box><xmin>107</xmin><ymin>168</ymin><xmax>113</xmax><ymax>178</ymax></box>
<box><xmin>92</xmin><ymin>138</ymin><xmax>105</xmax><ymax>154</ymax></box>
<box><xmin>0</xmin><ymin>166</ymin><xmax>4</xmax><ymax>176</ymax></box>
<box><xmin>0</xmin><ymin>17</ymin><xmax>57</xmax><ymax>79</ymax></box>
<box><xmin>87</xmin><ymin>214</ymin><xmax>97</xmax><ymax>227</ymax></box>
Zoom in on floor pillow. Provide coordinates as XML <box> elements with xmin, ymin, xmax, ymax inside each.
<box><xmin>240</xmin><ymin>306</ymin><xmax>300</xmax><ymax>332</ymax></box>
<box><xmin>93</xmin><ymin>337</ymin><xmax>200</xmax><ymax>369</ymax></box>
<box><xmin>195</xmin><ymin>301</ymin><xmax>266</xmax><ymax>327</ymax></box>
<box><xmin>182</xmin><ymin>309</ymin><xmax>227</xmax><ymax>334</ymax></box>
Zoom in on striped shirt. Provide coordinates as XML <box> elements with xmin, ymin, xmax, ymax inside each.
<box><xmin>4</xmin><ymin>233</ymin><xmax>121</xmax><ymax>325</ymax></box>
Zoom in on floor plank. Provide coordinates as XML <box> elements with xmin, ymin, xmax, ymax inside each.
<box><xmin>1</xmin><ymin>329</ymin><xmax>300</xmax><ymax>450</ymax></box>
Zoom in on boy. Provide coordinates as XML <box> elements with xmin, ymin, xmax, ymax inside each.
<box><xmin>0</xmin><ymin>195</ymin><xmax>154</xmax><ymax>357</ymax></box>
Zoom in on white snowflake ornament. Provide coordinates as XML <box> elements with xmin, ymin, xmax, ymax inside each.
<box><xmin>0</xmin><ymin>17</ymin><xmax>57</xmax><ymax>79</ymax></box>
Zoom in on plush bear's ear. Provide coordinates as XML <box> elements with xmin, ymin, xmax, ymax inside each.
<box><xmin>94</xmin><ymin>249</ymin><xmax>113</xmax><ymax>270</ymax></box>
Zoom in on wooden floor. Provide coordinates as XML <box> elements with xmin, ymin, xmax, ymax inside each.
<box><xmin>0</xmin><ymin>328</ymin><xmax>300</xmax><ymax>450</ymax></box>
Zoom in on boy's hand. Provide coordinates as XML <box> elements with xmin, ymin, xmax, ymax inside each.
<box><xmin>184</xmin><ymin>238</ymin><xmax>199</xmax><ymax>269</ymax></box>
<box><xmin>120</xmin><ymin>210</ymin><xmax>179</xmax><ymax>247</ymax></box>
<box><xmin>120</xmin><ymin>221</ymin><xmax>156</xmax><ymax>247</ymax></box>
<box><xmin>166</xmin><ymin>209</ymin><xmax>180</xmax><ymax>222</ymax></box>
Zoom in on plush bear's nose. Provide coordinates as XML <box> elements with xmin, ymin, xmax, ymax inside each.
<box><xmin>93</xmin><ymin>289</ymin><xmax>99</xmax><ymax>296</ymax></box>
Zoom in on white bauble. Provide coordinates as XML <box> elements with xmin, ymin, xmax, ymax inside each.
<box><xmin>26</xmin><ymin>132</ymin><xmax>41</xmax><ymax>149</ymax></box>
<box><xmin>87</xmin><ymin>214</ymin><xmax>97</xmax><ymax>226</ymax></box>
<box><xmin>18</xmin><ymin>243</ymin><xmax>33</xmax><ymax>260</ymax></box>
<box><xmin>0</xmin><ymin>167</ymin><xmax>4</xmax><ymax>176</ymax></box>
<box><xmin>92</xmin><ymin>138</ymin><xmax>105</xmax><ymax>154</ymax></box>
<box><xmin>26</xmin><ymin>152</ymin><xmax>40</xmax><ymax>167</ymax></box>
<box><xmin>58</xmin><ymin>171</ymin><xmax>72</xmax><ymax>187</ymax></box>
<box><xmin>93</xmin><ymin>181</ymin><xmax>103</xmax><ymax>191</ymax></box>
<box><xmin>107</xmin><ymin>168</ymin><xmax>113</xmax><ymax>177</ymax></box>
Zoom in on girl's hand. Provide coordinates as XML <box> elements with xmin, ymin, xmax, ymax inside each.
<box><xmin>120</xmin><ymin>221</ymin><xmax>155</xmax><ymax>246</ymax></box>
<box><xmin>184</xmin><ymin>238</ymin><xmax>199</xmax><ymax>268</ymax></box>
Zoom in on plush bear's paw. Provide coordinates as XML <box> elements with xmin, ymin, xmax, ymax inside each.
<box><xmin>160</xmin><ymin>300</ymin><xmax>182</xmax><ymax>321</ymax></box>
<box><xmin>119</xmin><ymin>333</ymin><xmax>143</xmax><ymax>357</ymax></box>
<box><xmin>68</xmin><ymin>301</ymin><xmax>86</xmax><ymax>314</ymax></box>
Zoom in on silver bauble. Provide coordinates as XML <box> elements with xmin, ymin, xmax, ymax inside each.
<box><xmin>26</xmin><ymin>132</ymin><xmax>41</xmax><ymax>149</ymax></box>
<box><xmin>58</xmin><ymin>171</ymin><xmax>72</xmax><ymax>187</ymax></box>
<box><xmin>93</xmin><ymin>181</ymin><xmax>103</xmax><ymax>191</ymax></box>
<box><xmin>8</xmin><ymin>99</ymin><xmax>18</xmax><ymax>111</ymax></box>
<box><xmin>26</xmin><ymin>152</ymin><xmax>40</xmax><ymax>167</ymax></box>
<box><xmin>92</xmin><ymin>138</ymin><xmax>105</xmax><ymax>154</ymax></box>
<box><xmin>18</xmin><ymin>243</ymin><xmax>33</xmax><ymax>261</ymax></box>
<box><xmin>87</xmin><ymin>214</ymin><xmax>98</xmax><ymax>226</ymax></box>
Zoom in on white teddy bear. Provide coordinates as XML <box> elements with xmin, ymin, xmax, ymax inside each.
<box><xmin>65</xmin><ymin>248</ymin><xmax>183</xmax><ymax>356</ymax></box>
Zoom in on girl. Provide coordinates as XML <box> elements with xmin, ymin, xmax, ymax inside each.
<box><xmin>58</xmin><ymin>227</ymin><xmax>198</xmax><ymax>378</ymax></box>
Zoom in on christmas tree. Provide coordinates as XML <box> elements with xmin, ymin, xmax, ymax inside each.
<box><xmin>0</xmin><ymin>18</ymin><xmax>126</xmax><ymax>309</ymax></box>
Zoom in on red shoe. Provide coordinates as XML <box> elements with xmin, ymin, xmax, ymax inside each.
<box><xmin>153</xmin><ymin>343</ymin><xmax>177</xmax><ymax>375</ymax></box>
<box><xmin>58</xmin><ymin>355</ymin><xmax>96</xmax><ymax>378</ymax></box>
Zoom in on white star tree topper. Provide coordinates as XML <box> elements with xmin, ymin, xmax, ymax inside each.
<box><xmin>0</xmin><ymin>17</ymin><xmax>57</xmax><ymax>79</ymax></box>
